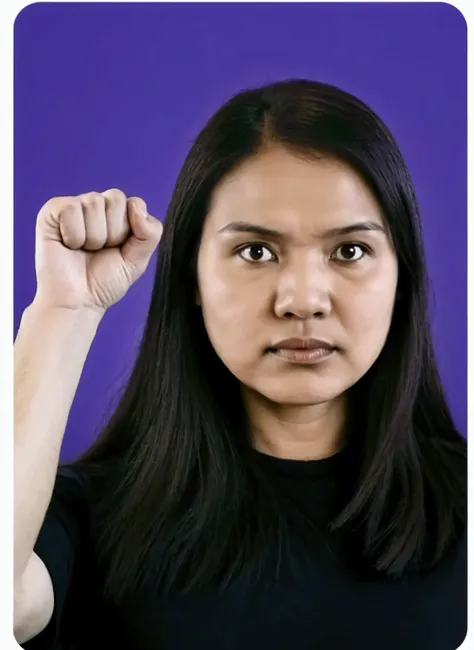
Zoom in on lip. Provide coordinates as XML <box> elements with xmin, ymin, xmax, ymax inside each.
<box><xmin>270</xmin><ymin>337</ymin><xmax>335</xmax><ymax>350</ymax></box>
<box><xmin>268</xmin><ymin>338</ymin><xmax>337</xmax><ymax>365</ymax></box>
<box><xmin>270</xmin><ymin>347</ymin><xmax>336</xmax><ymax>364</ymax></box>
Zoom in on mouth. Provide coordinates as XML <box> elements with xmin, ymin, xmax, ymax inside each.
<box><xmin>267</xmin><ymin>345</ymin><xmax>338</xmax><ymax>365</ymax></box>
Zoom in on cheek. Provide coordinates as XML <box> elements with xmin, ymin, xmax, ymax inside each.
<box><xmin>338</xmin><ymin>268</ymin><xmax>397</xmax><ymax>346</ymax></box>
<box><xmin>198</xmin><ymin>261</ymin><xmax>263</xmax><ymax>355</ymax></box>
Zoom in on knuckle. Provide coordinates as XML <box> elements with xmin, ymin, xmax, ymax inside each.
<box><xmin>128</xmin><ymin>196</ymin><xmax>148</xmax><ymax>216</ymax></box>
<box><xmin>104</xmin><ymin>188</ymin><xmax>126</xmax><ymax>203</ymax></box>
<box><xmin>40</xmin><ymin>195</ymin><xmax>72</xmax><ymax>213</ymax></box>
<box><xmin>82</xmin><ymin>192</ymin><xmax>105</xmax><ymax>208</ymax></box>
<box><xmin>60</xmin><ymin>201</ymin><xmax>80</xmax><ymax>216</ymax></box>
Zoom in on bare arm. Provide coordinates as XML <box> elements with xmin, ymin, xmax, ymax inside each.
<box><xmin>14</xmin><ymin>301</ymin><xmax>103</xmax><ymax>585</ymax></box>
<box><xmin>13</xmin><ymin>189</ymin><xmax>161</xmax><ymax>642</ymax></box>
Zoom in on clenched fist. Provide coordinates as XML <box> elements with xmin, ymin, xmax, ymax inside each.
<box><xmin>33</xmin><ymin>189</ymin><xmax>163</xmax><ymax>313</ymax></box>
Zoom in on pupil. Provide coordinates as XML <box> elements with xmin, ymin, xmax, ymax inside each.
<box><xmin>250</xmin><ymin>245</ymin><xmax>263</xmax><ymax>260</ymax></box>
<box><xmin>341</xmin><ymin>245</ymin><xmax>356</xmax><ymax>259</ymax></box>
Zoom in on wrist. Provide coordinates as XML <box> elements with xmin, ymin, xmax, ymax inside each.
<box><xmin>21</xmin><ymin>299</ymin><xmax>105</xmax><ymax>334</ymax></box>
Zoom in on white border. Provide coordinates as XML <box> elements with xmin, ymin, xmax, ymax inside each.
<box><xmin>2</xmin><ymin>1</ymin><xmax>471</xmax><ymax>648</ymax></box>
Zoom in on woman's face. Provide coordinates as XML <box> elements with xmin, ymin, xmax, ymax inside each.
<box><xmin>196</xmin><ymin>147</ymin><xmax>398</xmax><ymax>406</ymax></box>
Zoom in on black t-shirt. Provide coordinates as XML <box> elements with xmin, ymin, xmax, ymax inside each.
<box><xmin>22</xmin><ymin>445</ymin><xmax>467</xmax><ymax>650</ymax></box>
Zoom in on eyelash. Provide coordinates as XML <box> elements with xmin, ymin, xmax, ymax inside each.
<box><xmin>236</xmin><ymin>242</ymin><xmax>372</xmax><ymax>264</ymax></box>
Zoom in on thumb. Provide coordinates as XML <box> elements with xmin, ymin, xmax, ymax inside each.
<box><xmin>121</xmin><ymin>197</ymin><xmax>163</xmax><ymax>269</ymax></box>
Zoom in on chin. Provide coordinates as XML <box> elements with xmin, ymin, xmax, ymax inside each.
<box><xmin>255</xmin><ymin>382</ymin><xmax>343</xmax><ymax>407</ymax></box>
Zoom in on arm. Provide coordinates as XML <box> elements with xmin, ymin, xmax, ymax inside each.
<box><xmin>14</xmin><ymin>301</ymin><xmax>103</xmax><ymax>636</ymax></box>
<box><xmin>14</xmin><ymin>188</ymin><xmax>161</xmax><ymax>642</ymax></box>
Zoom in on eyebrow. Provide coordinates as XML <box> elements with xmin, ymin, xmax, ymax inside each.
<box><xmin>217</xmin><ymin>220</ymin><xmax>386</xmax><ymax>240</ymax></box>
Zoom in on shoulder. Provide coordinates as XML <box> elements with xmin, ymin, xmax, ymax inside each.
<box><xmin>45</xmin><ymin>463</ymin><xmax>99</xmax><ymax>529</ymax></box>
<box><xmin>50</xmin><ymin>461</ymin><xmax>118</xmax><ymax>522</ymax></box>
<box><xmin>53</xmin><ymin>464</ymin><xmax>91</xmax><ymax>499</ymax></box>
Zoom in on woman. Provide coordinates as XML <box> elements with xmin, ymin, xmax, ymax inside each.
<box><xmin>14</xmin><ymin>79</ymin><xmax>467</xmax><ymax>650</ymax></box>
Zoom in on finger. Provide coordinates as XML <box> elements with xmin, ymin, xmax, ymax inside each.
<box><xmin>81</xmin><ymin>192</ymin><xmax>108</xmax><ymax>251</ymax></box>
<box><xmin>127</xmin><ymin>197</ymin><xmax>149</xmax><ymax>239</ymax></box>
<box><xmin>58</xmin><ymin>200</ymin><xmax>86</xmax><ymax>250</ymax></box>
<box><xmin>121</xmin><ymin>197</ymin><xmax>163</xmax><ymax>269</ymax></box>
<box><xmin>102</xmin><ymin>188</ymin><xmax>130</xmax><ymax>248</ymax></box>
<box><xmin>37</xmin><ymin>196</ymin><xmax>69</xmax><ymax>239</ymax></box>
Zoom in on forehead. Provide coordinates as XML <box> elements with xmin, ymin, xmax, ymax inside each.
<box><xmin>206</xmin><ymin>147</ymin><xmax>383</xmax><ymax>230</ymax></box>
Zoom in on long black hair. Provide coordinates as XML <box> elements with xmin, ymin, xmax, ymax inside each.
<box><xmin>73</xmin><ymin>79</ymin><xmax>466</xmax><ymax>603</ymax></box>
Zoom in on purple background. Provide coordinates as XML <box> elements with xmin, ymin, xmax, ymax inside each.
<box><xmin>14</xmin><ymin>3</ymin><xmax>467</xmax><ymax>461</ymax></box>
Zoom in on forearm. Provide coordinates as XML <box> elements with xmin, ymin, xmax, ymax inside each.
<box><xmin>14</xmin><ymin>301</ymin><xmax>103</xmax><ymax>582</ymax></box>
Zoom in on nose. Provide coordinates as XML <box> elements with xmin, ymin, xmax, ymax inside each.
<box><xmin>273</xmin><ymin>255</ymin><xmax>332</xmax><ymax>320</ymax></box>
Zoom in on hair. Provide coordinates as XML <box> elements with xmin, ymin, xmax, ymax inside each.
<box><xmin>72</xmin><ymin>79</ymin><xmax>466</xmax><ymax>604</ymax></box>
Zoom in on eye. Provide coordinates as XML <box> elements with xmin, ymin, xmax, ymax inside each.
<box><xmin>237</xmin><ymin>243</ymin><xmax>276</xmax><ymax>263</ymax></box>
<box><xmin>331</xmin><ymin>243</ymin><xmax>368</xmax><ymax>263</ymax></box>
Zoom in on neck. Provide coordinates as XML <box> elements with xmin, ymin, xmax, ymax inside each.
<box><xmin>243</xmin><ymin>389</ymin><xmax>348</xmax><ymax>461</ymax></box>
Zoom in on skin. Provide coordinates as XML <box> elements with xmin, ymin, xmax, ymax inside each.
<box><xmin>196</xmin><ymin>147</ymin><xmax>398</xmax><ymax>460</ymax></box>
